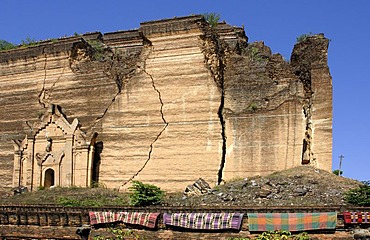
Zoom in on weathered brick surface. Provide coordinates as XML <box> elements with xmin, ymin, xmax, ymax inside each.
<box><xmin>0</xmin><ymin>205</ymin><xmax>366</xmax><ymax>239</ymax></box>
<box><xmin>0</xmin><ymin>225</ymin><xmax>80</xmax><ymax>239</ymax></box>
<box><xmin>0</xmin><ymin>224</ymin><xmax>356</xmax><ymax>240</ymax></box>
<box><xmin>0</xmin><ymin>15</ymin><xmax>332</xmax><ymax>192</ymax></box>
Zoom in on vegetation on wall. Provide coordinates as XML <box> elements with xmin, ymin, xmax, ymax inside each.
<box><xmin>202</xmin><ymin>13</ymin><xmax>221</xmax><ymax>28</ymax></box>
<box><xmin>86</xmin><ymin>39</ymin><xmax>107</xmax><ymax>61</ymax></box>
<box><xmin>296</xmin><ymin>32</ymin><xmax>314</xmax><ymax>43</ymax></box>
<box><xmin>248</xmin><ymin>102</ymin><xmax>258</xmax><ymax>112</ymax></box>
<box><xmin>21</xmin><ymin>37</ymin><xmax>39</xmax><ymax>46</ymax></box>
<box><xmin>0</xmin><ymin>37</ymin><xmax>41</xmax><ymax>51</ymax></box>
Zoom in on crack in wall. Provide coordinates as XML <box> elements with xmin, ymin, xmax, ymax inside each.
<box><xmin>86</xmin><ymin>84</ymin><xmax>125</xmax><ymax>134</ymax></box>
<box><xmin>70</xmin><ymin>40</ymin><xmax>144</xmax><ymax>134</ymax></box>
<box><xmin>44</xmin><ymin>63</ymin><xmax>68</xmax><ymax>100</ymax></box>
<box><xmin>121</xmin><ymin>67</ymin><xmax>169</xmax><ymax>187</ymax></box>
<box><xmin>87</xmin><ymin>54</ymin><xmax>131</xmax><ymax>132</ymax></box>
<box><xmin>217</xmin><ymin>76</ymin><xmax>227</xmax><ymax>185</ymax></box>
<box><xmin>37</xmin><ymin>49</ymin><xmax>68</xmax><ymax>111</ymax></box>
<box><xmin>302</xmin><ymin>97</ymin><xmax>314</xmax><ymax>165</ymax></box>
<box><xmin>291</xmin><ymin>60</ymin><xmax>315</xmax><ymax>165</ymax></box>
<box><xmin>38</xmin><ymin>50</ymin><xmax>48</xmax><ymax>108</ymax></box>
<box><xmin>199</xmin><ymin>28</ymin><xmax>227</xmax><ymax>185</ymax></box>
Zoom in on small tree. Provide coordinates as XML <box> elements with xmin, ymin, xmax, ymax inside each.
<box><xmin>0</xmin><ymin>40</ymin><xmax>16</xmax><ymax>51</ymax></box>
<box><xmin>128</xmin><ymin>180</ymin><xmax>164</xmax><ymax>207</ymax></box>
<box><xmin>333</xmin><ymin>169</ymin><xmax>343</xmax><ymax>176</ymax></box>
<box><xmin>345</xmin><ymin>181</ymin><xmax>370</xmax><ymax>206</ymax></box>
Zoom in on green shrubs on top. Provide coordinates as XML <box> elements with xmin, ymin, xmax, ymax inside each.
<box><xmin>296</xmin><ymin>32</ymin><xmax>314</xmax><ymax>43</ymax></box>
<box><xmin>128</xmin><ymin>180</ymin><xmax>164</xmax><ymax>207</ymax></box>
<box><xmin>345</xmin><ymin>181</ymin><xmax>370</xmax><ymax>206</ymax></box>
<box><xmin>87</xmin><ymin>39</ymin><xmax>106</xmax><ymax>61</ymax></box>
<box><xmin>0</xmin><ymin>39</ymin><xmax>16</xmax><ymax>51</ymax></box>
<box><xmin>21</xmin><ymin>37</ymin><xmax>38</xmax><ymax>46</ymax></box>
<box><xmin>203</xmin><ymin>13</ymin><xmax>221</xmax><ymax>28</ymax></box>
<box><xmin>0</xmin><ymin>37</ymin><xmax>40</xmax><ymax>52</ymax></box>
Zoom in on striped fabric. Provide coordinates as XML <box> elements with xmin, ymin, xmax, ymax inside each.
<box><xmin>121</xmin><ymin>212</ymin><xmax>160</xmax><ymax>228</ymax></box>
<box><xmin>89</xmin><ymin>211</ymin><xmax>160</xmax><ymax>228</ymax></box>
<box><xmin>163</xmin><ymin>212</ymin><xmax>244</xmax><ymax>230</ymax></box>
<box><xmin>89</xmin><ymin>211</ymin><xmax>123</xmax><ymax>225</ymax></box>
<box><xmin>247</xmin><ymin>212</ymin><xmax>337</xmax><ymax>232</ymax></box>
<box><xmin>343</xmin><ymin>212</ymin><xmax>370</xmax><ymax>224</ymax></box>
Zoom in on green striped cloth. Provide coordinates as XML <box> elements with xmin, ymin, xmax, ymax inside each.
<box><xmin>247</xmin><ymin>212</ymin><xmax>337</xmax><ymax>232</ymax></box>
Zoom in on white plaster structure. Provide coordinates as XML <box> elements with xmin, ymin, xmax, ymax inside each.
<box><xmin>12</xmin><ymin>104</ymin><xmax>95</xmax><ymax>190</ymax></box>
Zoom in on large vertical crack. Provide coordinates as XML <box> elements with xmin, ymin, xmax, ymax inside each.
<box><xmin>121</xmin><ymin>67</ymin><xmax>168</xmax><ymax>186</ymax></box>
<box><xmin>199</xmin><ymin>25</ymin><xmax>227</xmax><ymax>185</ymax></box>
<box><xmin>217</xmin><ymin>74</ymin><xmax>227</xmax><ymax>185</ymax></box>
<box><xmin>302</xmin><ymin>96</ymin><xmax>314</xmax><ymax>164</ymax></box>
<box><xmin>291</xmin><ymin>42</ymin><xmax>316</xmax><ymax>165</ymax></box>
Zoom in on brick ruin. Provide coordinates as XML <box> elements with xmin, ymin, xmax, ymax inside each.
<box><xmin>0</xmin><ymin>15</ymin><xmax>332</xmax><ymax>191</ymax></box>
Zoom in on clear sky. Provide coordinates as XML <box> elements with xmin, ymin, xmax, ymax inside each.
<box><xmin>1</xmin><ymin>0</ymin><xmax>369</xmax><ymax>181</ymax></box>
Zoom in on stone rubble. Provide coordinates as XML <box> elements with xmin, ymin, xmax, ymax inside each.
<box><xmin>166</xmin><ymin>166</ymin><xmax>362</xmax><ymax>207</ymax></box>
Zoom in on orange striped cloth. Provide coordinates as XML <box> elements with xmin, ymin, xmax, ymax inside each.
<box><xmin>247</xmin><ymin>212</ymin><xmax>337</xmax><ymax>232</ymax></box>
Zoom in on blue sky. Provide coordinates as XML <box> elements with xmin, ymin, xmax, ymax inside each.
<box><xmin>1</xmin><ymin>0</ymin><xmax>369</xmax><ymax>181</ymax></box>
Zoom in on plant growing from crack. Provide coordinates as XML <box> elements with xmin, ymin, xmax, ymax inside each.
<box><xmin>296</xmin><ymin>32</ymin><xmax>314</xmax><ymax>43</ymax></box>
<box><xmin>21</xmin><ymin>37</ymin><xmax>39</xmax><ymax>47</ymax></box>
<box><xmin>250</xmin><ymin>46</ymin><xmax>267</xmax><ymax>63</ymax></box>
<box><xmin>203</xmin><ymin>13</ymin><xmax>221</xmax><ymax>28</ymax></box>
<box><xmin>87</xmin><ymin>39</ymin><xmax>106</xmax><ymax>61</ymax></box>
<box><xmin>248</xmin><ymin>102</ymin><xmax>258</xmax><ymax>112</ymax></box>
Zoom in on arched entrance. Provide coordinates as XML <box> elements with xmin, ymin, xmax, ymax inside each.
<box><xmin>44</xmin><ymin>168</ymin><xmax>55</xmax><ymax>188</ymax></box>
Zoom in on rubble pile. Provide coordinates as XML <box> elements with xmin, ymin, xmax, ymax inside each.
<box><xmin>166</xmin><ymin>166</ymin><xmax>362</xmax><ymax>207</ymax></box>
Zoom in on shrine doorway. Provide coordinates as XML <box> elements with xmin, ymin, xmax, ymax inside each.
<box><xmin>44</xmin><ymin>168</ymin><xmax>55</xmax><ymax>188</ymax></box>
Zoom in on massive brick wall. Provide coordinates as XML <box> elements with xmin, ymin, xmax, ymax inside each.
<box><xmin>0</xmin><ymin>15</ymin><xmax>332</xmax><ymax>191</ymax></box>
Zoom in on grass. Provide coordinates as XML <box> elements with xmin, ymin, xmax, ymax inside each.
<box><xmin>0</xmin><ymin>186</ymin><xmax>130</xmax><ymax>207</ymax></box>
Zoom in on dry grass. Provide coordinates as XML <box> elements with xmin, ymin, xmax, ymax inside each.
<box><xmin>0</xmin><ymin>187</ymin><xmax>130</xmax><ymax>207</ymax></box>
